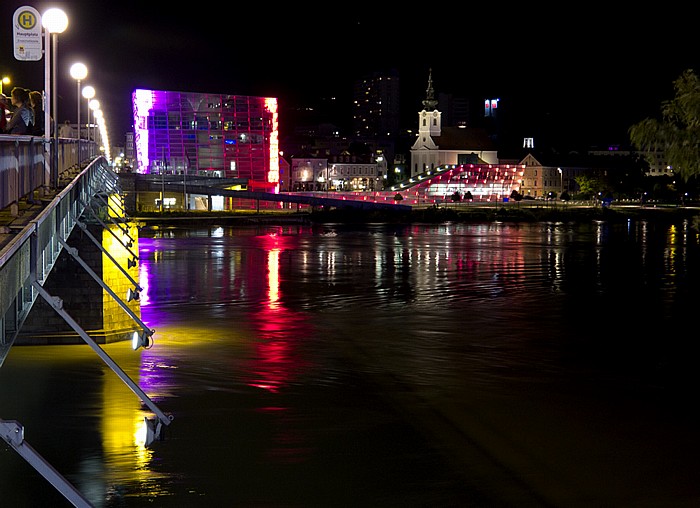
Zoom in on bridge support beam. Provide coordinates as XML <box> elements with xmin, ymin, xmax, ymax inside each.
<box><xmin>0</xmin><ymin>419</ymin><xmax>92</xmax><ymax>507</ymax></box>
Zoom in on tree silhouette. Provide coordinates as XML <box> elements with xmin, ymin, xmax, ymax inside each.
<box><xmin>629</xmin><ymin>68</ymin><xmax>700</xmax><ymax>180</ymax></box>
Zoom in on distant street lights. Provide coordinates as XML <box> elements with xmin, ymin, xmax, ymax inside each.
<box><xmin>82</xmin><ymin>85</ymin><xmax>95</xmax><ymax>153</ymax></box>
<box><xmin>42</xmin><ymin>7</ymin><xmax>68</xmax><ymax>189</ymax></box>
<box><xmin>69</xmin><ymin>63</ymin><xmax>87</xmax><ymax>141</ymax></box>
<box><xmin>93</xmin><ymin>109</ymin><xmax>103</xmax><ymax>150</ymax></box>
<box><xmin>0</xmin><ymin>76</ymin><xmax>10</xmax><ymax>95</ymax></box>
<box><xmin>89</xmin><ymin>99</ymin><xmax>100</xmax><ymax>149</ymax></box>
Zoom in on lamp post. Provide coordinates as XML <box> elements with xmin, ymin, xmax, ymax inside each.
<box><xmin>69</xmin><ymin>63</ymin><xmax>87</xmax><ymax>143</ymax></box>
<box><xmin>42</xmin><ymin>8</ymin><xmax>68</xmax><ymax>189</ymax></box>
<box><xmin>82</xmin><ymin>85</ymin><xmax>95</xmax><ymax>155</ymax></box>
<box><xmin>0</xmin><ymin>76</ymin><xmax>9</xmax><ymax>95</ymax></box>
<box><xmin>89</xmin><ymin>99</ymin><xmax>100</xmax><ymax>151</ymax></box>
<box><xmin>93</xmin><ymin>109</ymin><xmax>103</xmax><ymax>151</ymax></box>
<box><xmin>557</xmin><ymin>167</ymin><xmax>563</xmax><ymax>197</ymax></box>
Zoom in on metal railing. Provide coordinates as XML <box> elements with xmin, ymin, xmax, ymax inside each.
<box><xmin>0</xmin><ymin>135</ymin><xmax>93</xmax><ymax>213</ymax></box>
<box><xmin>0</xmin><ymin>156</ymin><xmax>109</xmax><ymax>359</ymax></box>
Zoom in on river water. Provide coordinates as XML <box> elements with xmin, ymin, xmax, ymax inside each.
<box><xmin>2</xmin><ymin>218</ymin><xmax>700</xmax><ymax>507</ymax></box>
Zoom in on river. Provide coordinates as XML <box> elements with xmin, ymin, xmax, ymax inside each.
<box><xmin>1</xmin><ymin>219</ymin><xmax>700</xmax><ymax>507</ymax></box>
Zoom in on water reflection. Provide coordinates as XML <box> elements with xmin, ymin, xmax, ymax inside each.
<box><xmin>2</xmin><ymin>220</ymin><xmax>700</xmax><ymax>506</ymax></box>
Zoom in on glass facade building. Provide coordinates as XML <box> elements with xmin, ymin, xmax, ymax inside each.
<box><xmin>132</xmin><ymin>89</ymin><xmax>279</xmax><ymax>191</ymax></box>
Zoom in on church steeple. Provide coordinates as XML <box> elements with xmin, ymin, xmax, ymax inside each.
<box><xmin>422</xmin><ymin>68</ymin><xmax>438</xmax><ymax>111</ymax></box>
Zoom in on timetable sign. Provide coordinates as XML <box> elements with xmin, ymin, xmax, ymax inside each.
<box><xmin>13</xmin><ymin>6</ymin><xmax>43</xmax><ymax>61</ymax></box>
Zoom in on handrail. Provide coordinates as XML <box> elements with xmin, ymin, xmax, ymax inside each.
<box><xmin>0</xmin><ymin>135</ymin><xmax>95</xmax><ymax>213</ymax></box>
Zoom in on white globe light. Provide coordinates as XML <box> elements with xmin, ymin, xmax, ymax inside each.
<box><xmin>82</xmin><ymin>86</ymin><xmax>95</xmax><ymax>100</ymax></box>
<box><xmin>70</xmin><ymin>63</ymin><xmax>87</xmax><ymax>81</ymax></box>
<box><xmin>42</xmin><ymin>8</ymin><xmax>68</xmax><ymax>33</ymax></box>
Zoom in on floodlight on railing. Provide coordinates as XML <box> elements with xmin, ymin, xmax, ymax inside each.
<box><xmin>132</xmin><ymin>330</ymin><xmax>154</xmax><ymax>351</ymax></box>
<box><xmin>126</xmin><ymin>288</ymin><xmax>140</xmax><ymax>302</ymax></box>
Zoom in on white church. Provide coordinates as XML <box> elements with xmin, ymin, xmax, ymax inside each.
<box><xmin>410</xmin><ymin>70</ymin><xmax>499</xmax><ymax>178</ymax></box>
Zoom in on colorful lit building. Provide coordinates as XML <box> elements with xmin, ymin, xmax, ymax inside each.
<box><xmin>131</xmin><ymin>89</ymin><xmax>279</xmax><ymax>192</ymax></box>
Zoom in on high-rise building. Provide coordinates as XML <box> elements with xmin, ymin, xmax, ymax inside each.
<box><xmin>132</xmin><ymin>89</ymin><xmax>279</xmax><ymax>191</ymax></box>
<box><xmin>437</xmin><ymin>92</ymin><xmax>471</xmax><ymax>128</ymax></box>
<box><xmin>352</xmin><ymin>70</ymin><xmax>400</xmax><ymax>138</ymax></box>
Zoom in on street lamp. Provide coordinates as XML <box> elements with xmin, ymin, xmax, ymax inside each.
<box><xmin>0</xmin><ymin>76</ymin><xmax>10</xmax><ymax>95</ymax></box>
<box><xmin>82</xmin><ymin>85</ymin><xmax>95</xmax><ymax>153</ymax></box>
<box><xmin>69</xmin><ymin>63</ymin><xmax>87</xmax><ymax>141</ymax></box>
<box><xmin>557</xmin><ymin>167</ymin><xmax>563</xmax><ymax>197</ymax></box>
<box><xmin>89</xmin><ymin>99</ymin><xmax>100</xmax><ymax>148</ymax></box>
<box><xmin>83</xmin><ymin>85</ymin><xmax>95</xmax><ymax>152</ymax></box>
<box><xmin>93</xmin><ymin>109</ymin><xmax>103</xmax><ymax>149</ymax></box>
<box><xmin>42</xmin><ymin>8</ymin><xmax>68</xmax><ymax>189</ymax></box>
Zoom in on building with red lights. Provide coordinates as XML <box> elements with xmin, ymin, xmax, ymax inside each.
<box><xmin>132</xmin><ymin>89</ymin><xmax>279</xmax><ymax>192</ymax></box>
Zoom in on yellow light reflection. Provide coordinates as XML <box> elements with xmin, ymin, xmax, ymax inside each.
<box><xmin>97</xmin><ymin>342</ymin><xmax>163</xmax><ymax>493</ymax></box>
<box><xmin>101</xmin><ymin>222</ymin><xmax>141</xmax><ymax>340</ymax></box>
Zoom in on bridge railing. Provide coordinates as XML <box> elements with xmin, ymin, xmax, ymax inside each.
<box><xmin>0</xmin><ymin>135</ymin><xmax>94</xmax><ymax>212</ymax></box>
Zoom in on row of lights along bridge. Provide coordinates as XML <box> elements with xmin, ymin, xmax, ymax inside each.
<box><xmin>5</xmin><ymin>7</ymin><xmax>111</xmax><ymax>168</ymax></box>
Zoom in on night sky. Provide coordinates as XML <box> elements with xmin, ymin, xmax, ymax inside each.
<box><xmin>2</xmin><ymin>1</ymin><xmax>697</xmax><ymax>151</ymax></box>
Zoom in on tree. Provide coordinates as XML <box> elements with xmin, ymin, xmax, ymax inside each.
<box><xmin>629</xmin><ymin>68</ymin><xmax>700</xmax><ymax>181</ymax></box>
<box><xmin>575</xmin><ymin>174</ymin><xmax>607</xmax><ymax>199</ymax></box>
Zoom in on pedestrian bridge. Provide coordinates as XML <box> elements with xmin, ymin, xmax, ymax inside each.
<box><xmin>0</xmin><ymin>134</ymin><xmax>175</xmax><ymax>506</ymax></box>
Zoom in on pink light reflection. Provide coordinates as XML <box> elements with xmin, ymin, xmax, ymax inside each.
<box><xmin>245</xmin><ymin>233</ymin><xmax>312</xmax><ymax>393</ymax></box>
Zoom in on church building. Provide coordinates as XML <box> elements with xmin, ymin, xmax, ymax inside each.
<box><xmin>410</xmin><ymin>70</ymin><xmax>498</xmax><ymax>178</ymax></box>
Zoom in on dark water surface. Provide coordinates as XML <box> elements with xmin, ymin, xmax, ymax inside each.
<box><xmin>2</xmin><ymin>220</ymin><xmax>700</xmax><ymax>507</ymax></box>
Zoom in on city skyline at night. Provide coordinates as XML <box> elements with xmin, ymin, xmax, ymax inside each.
<box><xmin>1</xmin><ymin>1</ymin><xmax>697</xmax><ymax>152</ymax></box>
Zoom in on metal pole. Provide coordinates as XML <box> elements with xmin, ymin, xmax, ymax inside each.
<box><xmin>43</xmin><ymin>28</ymin><xmax>51</xmax><ymax>190</ymax></box>
<box><xmin>0</xmin><ymin>420</ymin><xmax>92</xmax><ymax>507</ymax></box>
<box><xmin>558</xmin><ymin>168</ymin><xmax>563</xmax><ymax>195</ymax></box>
<box><xmin>32</xmin><ymin>281</ymin><xmax>173</xmax><ymax>430</ymax></box>
<box><xmin>51</xmin><ymin>33</ymin><xmax>59</xmax><ymax>189</ymax></box>
<box><xmin>161</xmin><ymin>148</ymin><xmax>165</xmax><ymax>213</ymax></box>
<box><xmin>86</xmin><ymin>105</ymin><xmax>90</xmax><ymax>157</ymax></box>
<box><xmin>76</xmin><ymin>79</ymin><xmax>81</xmax><ymax>142</ymax></box>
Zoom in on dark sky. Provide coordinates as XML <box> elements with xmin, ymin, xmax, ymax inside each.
<box><xmin>2</xmin><ymin>1</ymin><xmax>697</xmax><ymax>150</ymax></box>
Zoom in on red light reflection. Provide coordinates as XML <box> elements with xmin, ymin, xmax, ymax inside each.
<box><xmin>246</xmin><ymin>234</ymin><xmax>312</xmax><ymax>393</ymax></box>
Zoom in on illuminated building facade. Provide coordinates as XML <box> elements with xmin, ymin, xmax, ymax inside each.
<box><xmin>132</xmin><ymin>89</ymin><xmax>279</xmax><ymax>191</ymax></box>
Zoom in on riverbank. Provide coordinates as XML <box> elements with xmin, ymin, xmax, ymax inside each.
<box><xmin>131</xmin><ymin>203</ymin><xmax>700</xmax><ymax>227</ymax></box>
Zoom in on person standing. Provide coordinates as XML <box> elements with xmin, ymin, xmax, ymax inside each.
<box><xmin>59</xmin><ymin>119</ymin><xmax>73</xmax><ymax>138</ymax></box>
<box><xmin>4</xmin><ymin>87</ymin><xmax>33</xmax><ymax>135</ymax></box>
<box><xmin>29</xmin><ymin>90</ymin><xmax>45</xmax><ymax>136</ymax></box>
<box><xmin>0</xmin><ymin>93</ymin><xmax>9</xmax><ymax>132</ymax></box>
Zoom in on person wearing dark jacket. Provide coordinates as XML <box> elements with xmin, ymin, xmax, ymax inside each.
<box><xmin>0</xmin><ymin>93</ymin><xmax>9</xmax><ymax>132</ymax></box>
<box><xmin>4</xmin><ymin>87</ymin><xmax>33</xmax><ymax>135</ymax></box>
<box><xmin>29</xmin><ymin>90</ymin><xmax>45</xmax><ymax>136</ymax></box>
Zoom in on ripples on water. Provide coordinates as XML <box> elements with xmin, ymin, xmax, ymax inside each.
<box><xmin>2</xmin><ymin>219</ymin><xmax>700</xmax><ymax>506</ymax></box>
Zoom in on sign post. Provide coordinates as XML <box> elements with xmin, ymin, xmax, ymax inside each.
<box><xmin>13</xmin><ymin>6</ymin><xmax>42</xmax><ymax>62</ymax></box>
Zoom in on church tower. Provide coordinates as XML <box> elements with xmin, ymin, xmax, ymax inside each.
<box><xmin>410</xmin><ymin>69</ymin><xmax>442</xmax><ymax>176</ymax></box>
<box><xmin>419</xmin><ymin>68</ymin><xmax>441</xmax><ymax>137</ymax></box>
